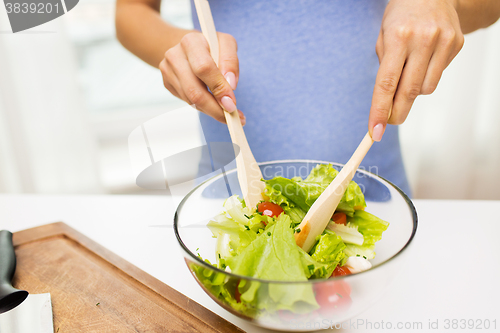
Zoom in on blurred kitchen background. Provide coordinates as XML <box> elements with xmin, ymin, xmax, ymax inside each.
<box><xmin>0</xmin><ymin>0</ymin><xmax>499</xmax><ymax>199</ymax></box>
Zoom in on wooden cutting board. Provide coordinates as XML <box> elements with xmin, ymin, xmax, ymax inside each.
<box><xmin>11</xmin><ymin>222</ymin><xmax>245</xmax><ymax>333</ymax></box>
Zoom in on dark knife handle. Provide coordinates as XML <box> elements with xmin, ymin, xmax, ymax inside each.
<box><xmin>0</xmin><ymin>230</ymin><xmax>28</xmax><ymax>314</ymax></box>
<box><xmin>0</xmin><ymin>230</ymin><xmax>17</xmax><ymax>285</ymax></box>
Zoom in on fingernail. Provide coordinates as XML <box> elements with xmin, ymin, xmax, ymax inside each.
<box><xmin>224</xmin><ymin>72</ymin><xmax>237</xmax><ymax>90</ymax></box>
<box><xmin>372</xmin><ymin>123</ymin><xmax>385</xmax><ymax>142</ymax></box>
<box><xmin>221</xmin><ymin>96</ymin><xmax>237</xmax><ymax>113</ymax></box>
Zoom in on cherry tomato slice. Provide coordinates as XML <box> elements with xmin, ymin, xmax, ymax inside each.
<box><xmin>257</xmin><ymin>201</ymin><xmax>284</xmax><ymax>218</ymax></box>
<box><xmin>332</xmin><ymin>212</ymin><xmax>347</xmax><ymax>225</ymax></box>
<box><xmin>313</xmin><ymin>280</ymin><xmax>352</xmax><ymax>315</ymax></box>
<box><xmin>335</xmin><ymin>280</ymin><xmax>352</xmax><ymax>295</ymax></box>
<box><xmin>332</xmin><ymin>265</ymin><xmax>351</xmax><ymax>277</ymax></box>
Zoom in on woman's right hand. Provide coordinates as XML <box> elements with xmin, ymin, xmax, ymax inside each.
<box><xmin>159</xmin><ymin>31</ymin><xmax>245</xmax><ymax>125</ymax></box>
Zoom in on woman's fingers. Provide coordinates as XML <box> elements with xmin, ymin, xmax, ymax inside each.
<box><xmin>421</xmin><ymin>28</ymin><xmax>464</xmax><ymax>95</ymax></box>
<box><xmin>369</xmin><ymin>42</ymin><xmax>406</xmax><ymax>141</ymax></box>
<box><xmin>375</xmin><ymin>30</ymin><xmax>384</xmax><ymax>64</ymax></box>
<box><xmin>159</xmin><ymin>31</ymin><xmax>243</xmax><ymax>124</ymax></box>
<box><xmin>181</xmin><ymin>33</ymin><xmax>238</xmax><ymax>113</ymax></box>
<box><xmin>159</xmin><ymin>59</ymin><xmax>182</xmax><ymax>100</ymax></box>
<box><xmin>218</xmin><ymin>32</ymin><xmax>239</xmax><ymax>90</ymax></box>
<box><xmin>369</xmin><ymin>0</ymin><xmax>465</xmax><ymax>141</ymax></box>
<box><xmin>165</xmin><ymin>44</ymin><xmax>225</xmax><ymax>123</ymax></box>
<box><xmin>168</xmin><ymin>52</ymin><xmax>227</xmax><ymax>124</ymax></box>
<box><xmin>238</xmin><ymin>109</ymin><xmax>246</xmax><ymax>126</ymax></box>
<box><xmin>391</xmin><ymin>53</ymin><xmax>432</xmax><ymax>126</ymax></box>
<box><xmin>391</xmin><ymin>29</ymin><xmax>438</xmax><ymax>125</ymax></box>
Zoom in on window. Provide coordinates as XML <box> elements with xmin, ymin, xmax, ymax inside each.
<box><xmin>64</xmin><ymin>0</ymin><xmax>201</xmax><ymax>193</ymax></box>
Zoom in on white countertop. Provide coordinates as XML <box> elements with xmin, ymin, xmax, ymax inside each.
<box><xmin>0</xmin><ymin>195</ymin><xmax>499</xmax><ymax>332</ymax></box>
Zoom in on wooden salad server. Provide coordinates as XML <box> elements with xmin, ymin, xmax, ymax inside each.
<box><xmin>193</xmin><ymin>0</ymin><xmax>264</xmax><ymax>209</ymax></box>
<box><xmin>294</xmin><ymin>132</ymin><xmax>376</xmax><ymax>252</ymax></box>
<box><xmin>295</xmin><ymin>104</ymin><xmax>392</xmax><ymax>252</ymax></box>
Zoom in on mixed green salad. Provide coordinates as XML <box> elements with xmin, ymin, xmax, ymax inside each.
<box><xmin>193</xmin><ymin>164</ymin><xmax>389</xmax><ymax>317</ymax></box>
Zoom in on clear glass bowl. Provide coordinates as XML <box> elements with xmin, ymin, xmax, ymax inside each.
<box><xmin>174</xmin><ymin>160</ymin><xmax>417</xmax><ymax>331</ymax></box>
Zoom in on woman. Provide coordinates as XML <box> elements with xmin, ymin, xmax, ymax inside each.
<box><xmin>116</xmin><ymin>0</ymin><xmax>500</xmax><ymax>195</ymax></box>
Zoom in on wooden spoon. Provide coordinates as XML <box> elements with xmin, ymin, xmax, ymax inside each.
<box><xmin>294</xmin><ymin>132</ymin><xmax>375</xmax><ymax>252</ymax></box>
<box><xmin>193</xmin><ymin>0</ymin><xmax>264</xmax><ymax>209</ymax></box>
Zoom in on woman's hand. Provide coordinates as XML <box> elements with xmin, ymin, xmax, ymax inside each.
<box><xmin>369</xmin><ymin>0</ymin><xmax>464</xmax><ymax>141</ymax></box>
<box><xmin>159</xmin><ymin>32</ymin><xmax>245</xmax><ymax>125</ymax></box>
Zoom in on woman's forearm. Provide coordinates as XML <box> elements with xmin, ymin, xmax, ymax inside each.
<box><xmin>115</xmin><ymin>0</ymin><xmax>194</xmax><ymax>67</ymax></box>
<box><xmin>455</xmin><ymin>0</ymin><xmax>500</xmax><ymax>34</ymax></box>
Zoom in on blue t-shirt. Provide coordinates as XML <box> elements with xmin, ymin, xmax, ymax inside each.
<box><xmin>191</xmin><ymin>0</ymin><xmax>411</xmax><ymax>195</ymax></box>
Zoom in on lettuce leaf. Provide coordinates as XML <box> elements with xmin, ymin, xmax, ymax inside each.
<box><xmin>340</xmin><ymin>210</ymin><xmax>389</xmax><ymax>259</ymax></box>
<box><xmin>264</xmin><ymin>182</ymin><xmax>306</xmax><ymax>226</ymax></box>
<box><xmin>264</xmin><ymin>176</ymin><xmax>323</xmax><ymax>212</ymax></box>
<box><xmin>303</xmin><ymin>163</ymin><xmax>339</xmax><ymax>184</ymax></box>
<box><xmin>297</xmin><ymin>247</ymin><xmax>330</xmax><ymax>279</ymax></box>
<box><xmin>265</xmin><ymin>164</ymin><xmax>366</xmax><ymax>217</ymax></box>
<box><xmin>326</xmin><ymin>221</ymin><xmax>364</xmax><ymax>245</ymax></box>
<box><xmin>207</xmin><ymin>213</ymin><xmax>257</xmax><ymax>262</ymax></box>
<box><xmin>264</xmin><ymin>183</ymin><xmax>293</xmax><ymax>209</ymax></box>
<box><xmin>344</xmin><ymin>244</ymin><xmax>376</xmax><ymax>260</ymax></box>
<box><xmin>223</xmin><ymin>195</ymin><xmax>252</xmax><ymax>224</ymax></box>
<box><xmin>347</xmin><ymin>210</ymin><xmax>389</xmax><ymax>246</ymax></box>
<box><xmin>308</xmin><ymin>231</ymin><xmax>347</xmax><ymax>277</ymax></box>
<box><xmin>208</xmin><ymin>195</ymin><xmax>275</xmax><ymax>266</ymax></box>
<box><xmin>285</xmin><ymin>207</ymin><xmax>306</xmax><ymax>226</ymax></box>
<box><xmin>190</xmin><ymin>260</ymin><xmax>252</xmax><ymax>315</ymax></box>
<box><xmin>336</xmin><ymin>181</ymin><xmax>367</xmax><ymax>215</ymax></box>
<box><xmin>227</xmin><ymin>214</ymin><xmax>318</xmax><ymax>312</ymax></box>
<box><xmin>228</xmin><ymin>214</ymin><xmax>308</xmax><ymax>281</ymax></box>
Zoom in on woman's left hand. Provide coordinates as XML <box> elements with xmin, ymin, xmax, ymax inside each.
<box><xmin>369</xmin><ymin>0</ymin><xmax>464</xmax><ymax>141</ymax></box>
